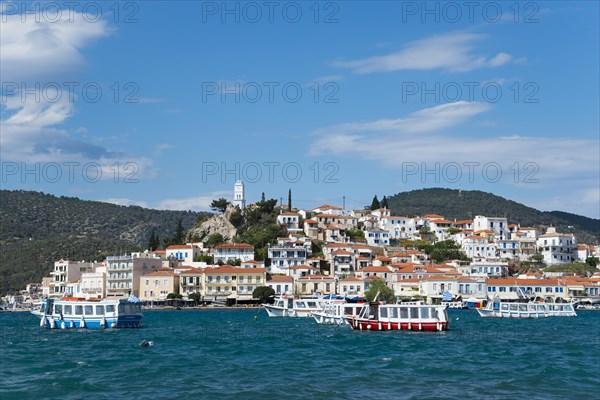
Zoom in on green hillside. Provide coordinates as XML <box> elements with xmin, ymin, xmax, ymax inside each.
<box><xmin>0</xmin><ymin>190</ymin><xmax>207</xmax><ymax>294</ymax></box>
<box><xmin>385</xmin><ymin>188</ymin><xmax>599</xmax><ymax>244</ymax></box>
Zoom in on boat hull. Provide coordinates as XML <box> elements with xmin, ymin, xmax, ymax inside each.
<box><xmin>347</xmin><ymin>318</ymin><xmax>448</xmax><ymax>332</ymax></box>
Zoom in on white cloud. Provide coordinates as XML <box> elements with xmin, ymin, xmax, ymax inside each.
<box><xmin>333</xmin><ymin>31</ymin><xmax>515</xmax><ymax>74</ymax></box>
<box><xmin>308</xmin><ymin>103</ymin><xmax>600</xmax><ymax>204</ymax></box>
<box><xmin>155</xmin><ymin>192</ymin><xmax>231</xmax><ymax>212</ymax></box>
<box><xmin>101</xmin><ymin>198</ymin><xmax>150</xmax><ymax>208</ymax></box>
<box><xmin>0</xmin><ymin>9</ymin><xmax>156</xmax><ymax>180</ymax></box>
<box><xmin>0</xmin><ymin>9</ymin><xmax>110</xmax><ymax>82</ymax></box>
<box><xmin>154</xmin><ymin>143</ymin><xmax>173</xmax><ymax>153</ymax></box>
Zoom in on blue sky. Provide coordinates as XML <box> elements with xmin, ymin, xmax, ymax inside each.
<box><xmin>1</xmin><ymin>1</ymin><xmax>599</xmax><ymax>218</ymax></box>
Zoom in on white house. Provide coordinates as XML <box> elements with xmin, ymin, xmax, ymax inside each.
<box><xmin>339</xmin><ymin>276</ymin><xmax>367</xmax><ymax>297</ymax></box>
<box><xmin>166</xmin><ymin>244</ymin><xmax>202</xmax><ymax>264</ymax></box>
<box><xmin>213</xmin><ymin>243</ymin><xmax>255</xmax><ymax>263</ymax></box>
<box><xmin>379</xmin><ymin>216</ymin><xmax>417</xmax><ymax>239</ymax></box>
<box><xmin>79</xmin><ymin>265</ymin><xmax>107</xmax><ymax>299</ymax></box>
<box><xmin>268</xmin><ymin>238</ymin><xmax>310</xmax><ymax>274</ymax></box>
<box><xmin>364</xmin><ymin>229</ymin><xmax>389</xmax><ymax>246</ymax></box>
<box><xmin>277</xmin><ymin>212</ymin><xmax>301</xmax><ymax>231</ymax></box>
<box><xmin>461</xmin><ymin>235</ymin><xmax>498</xmax><ymax>260</ymax></box>
<box><xmin>268</xmin><ymin>275</ymin><xmax>294</xmax><ymax>295</ymax></box>
<box><xmin>50</xmin><ymin>260</ymin><xmax>98</xmax><ymax>295</ymax></box>
<box><xmin>473</xmin><ymin>215</ymin><xmax>509</xmax><ymax>240</ymax></box>
<box><xmin>536</xmin><ymin>227</ymin><xmax>577</xmax><ymax>265</ymax></box>
<box><xmin>420</xmin><ymin>276</ymin><xmax>487</xmax><ymax>302</ymax></box>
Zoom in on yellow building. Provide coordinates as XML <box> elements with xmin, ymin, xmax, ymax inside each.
<box><xmin>139</xmin><ymin>269</ymin><xmax>180</xmax><ymax>301</ymax></box>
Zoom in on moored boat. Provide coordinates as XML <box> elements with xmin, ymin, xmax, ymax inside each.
<box><xmin>32</xmin><ymin>297</ymin><xmax>143</xmax><ymax>329</ymax></box>
<box><xmin>312</xmin><ymin>301</ymin><xmax>364</xmax><ymax>325</ymax></box>
<box><xmin>263</xmin><ymin>296</ymin><xmax>323</xmax><ymax>317</ymax></box>
<box><xmin>346</xmin><ymin>302</ymin><xmax>449</xmax><ymax>332</ymax></box>
<box><xmin>476</xmin><ymin>297</ymin><xmax>577</xmax><ymax>318</ymax></box>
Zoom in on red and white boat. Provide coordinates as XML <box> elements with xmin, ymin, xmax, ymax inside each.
<box><xmin>346</xmin><ymin>302</ymin><xmax>449</xmax><ymax>332</ymax></box>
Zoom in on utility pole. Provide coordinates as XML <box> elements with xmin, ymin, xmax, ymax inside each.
<box><xmin>343</xmin><ymin>196</ymin><xmax>346</xmax><ymax>213</ymax></box>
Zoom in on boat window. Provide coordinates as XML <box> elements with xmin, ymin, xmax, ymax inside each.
<box><xmin>509</xmin><ymin>304</ymin><xmax>517</xmax><ymax>311</ymax></box>
<box><xmin>518</xmin><ymin>304</ymin><xmax>527</xmax><ymax>311</ymax></box>
<box><xmin>85</xmin><ymin>305</ymin><xmax>94</xmax><ymax>315</ymax></box>
<box><xmin>420</xmin><ymin>308</ymin><xmax>430</xmax><ymax>319</ymax></box>
<box><xmin>55</xmin><ymin>305</ymin><xmax>62</xmax><ymax>315</ymax></box>
<box><xmin>380</xmin><ymin>307</ymin><xmax>388</xmax><ymax>318</ymax></box>
<box><xmin>400</xmin><ymin>307</ymin><xmax>408</xmax><ymax>319</ymax></box>
<box><xmin>307</xmin><ymin>302</ymin><xmax>317</xmax><ymax>308</ymax></box>
<box><xmin>501</xmin><ymin>304</ymin><xmax>508</xmax><ymax>310</ymax></box>
<box><xmin>296</xmin><ymin>302</ymin><xmax>306</xmax><ymax>308</ymax></box>
<box><xmin>75</xmin><ymin>305</ymin><xmax>83</xmax><ymax>315</ymax></box>
<box><xmin>410</xmin><ymin>307</ymin><xmax>419</xmax><ymax>319</ymax></box>
<box><xmin>96</xmin><ymin>305</ymin><xmax>105</xmax><ymax>315</ymax></box>
<box><xmin>64</xmin><ymin>305</ymin><xmax>72</xmax><ymax>315</ymax></box>
<box><xmin>390</xmin><ymin>307</ymin><xmax>398</xmax><ymax>318</ymax></box>
<box><xmin>105</xmin><ymin>305</ymin><xmax>115</xmax><ymax>313</ymax></box>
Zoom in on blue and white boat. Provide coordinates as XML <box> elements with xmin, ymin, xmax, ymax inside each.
<box><xmin>32</xmin><ymin>297</ymin><xmax>143</xmax><ymax>329</ymax></box>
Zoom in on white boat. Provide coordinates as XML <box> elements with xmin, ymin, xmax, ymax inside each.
<box><xmin>346</xmin><ymin>301</ymin><xmax>449</xmax><ymax>332</ymax></box>
<box><xmin>477</xmin><ymin>297</ymin><xmax>577</xmax><ymax>318</ymax></box>
<box><xmin>32</xmin><ymin>297</ymin><xmax>143</xmax><ymax>329</ymax></box>
<box><xmin>312</xmin><ymin>301</ymin><xmax>365</xmax><ymax>325</ymax></box>
<box><xmin>263</xmin><ymin>296</ymin><xmax>323</xmax><ymax>317</ymax></box>
<box><xmin>442</xmin><ymin>301</ymin><xmax>468</xmax><ymax>310</ymax></box>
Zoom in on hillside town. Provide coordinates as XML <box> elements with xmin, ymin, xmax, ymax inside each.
<box><xmin>5</xmin><ymin>181</ymin><xmax>600</xmax><ymax>309</ymax></box>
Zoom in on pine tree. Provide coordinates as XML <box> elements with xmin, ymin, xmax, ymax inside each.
<box><xmin>370</xmin><ymin>195</ymin><xmax>380</xmax><ymax>211</ymax></box>
<box><xmin>147</xmin><ymin>229</ymin><xmax>158</xmax><ymax>251</ymax></box>
<box><xmin>381</xmin><ymin>196</ymin><xmax>389</xmax><ymax>209</ymax></box>
<box><xmin>261</xmin><ymin>192</ymin><xmax>266</xmax><ymax>203</ymax></box>
<box><xmin>174</xmin><ymin>219</ymin><xmax>185</xmax><ymax>245</ymax></box>
<box><xmin>288</xmin><ymin>189</ymin><xmax>292</xmax><ymax>211</ymax></box>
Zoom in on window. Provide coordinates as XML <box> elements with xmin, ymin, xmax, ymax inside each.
<box><xmin>85</xmin><ymin>305</ymin><xmax>94</xmax><ymax>315</ymax></box>
<box><xmin>64</xmin><ymin>305</ymin><xmax>72</xmax><ymax>315</ymax></box>
<box><xmin>75</xmin><ymin>305</ymin><xmax>83</xmax><ymax>315</ymax></box>
<box><xmin>96</xmin><ymin>305</ymin><xmax>105</xmax><ymax>315</ymax></box>
<box><xmin>106</xmin><ymin>305</ymin><xmax>115</xmax><ymax>313</ymax></box>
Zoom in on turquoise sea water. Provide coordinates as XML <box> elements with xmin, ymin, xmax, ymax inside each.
<box><xmin>1</xmin><ymin>309</ymin><xmax>599</xmax><ymax>400</ymax></box>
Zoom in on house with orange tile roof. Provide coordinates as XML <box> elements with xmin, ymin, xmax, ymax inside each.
<box><xmin>212</xmin><ymin>243</ymin><xmax>255</xmax><ymax>263</ymax></box>
<box><xmin>139</xmin><ymin>269</ymin><xmax>180</xmax><ymax>301</ymax></box>
<box><xmin>330</xmin><ymin>249</ymin><xmax>354</xmax><ymax>276</ymax></box>
<box><xmin>418</xmin><ymin>275</ymin><xmax>487</xmax><ymax>301</ymax></box>
<box><xmin>295</xmin><ymin>274</ymin><xmax>335</xmax><ymax>295</ymax></box>
<box><xmin>179</xmin><ymin>267</ymin><xmax>204</xmax><ymax>297</ymax></box>
<box><xmin>339</xmin><ymin>276</ymin><xmax>367</xmax><ymax>297</ymax></box>
<box><xmin>389</xmin><ymin>250</ymin><xmax>427</xmax><ymax>264</ymax></box>
<box><xmin>204</xmin><ymin>265</ymin><xmax>266</xmax><ymax>301</ymax></box>
<box><xmin>267</xmin><ymin>275</ymin><xmax>294</xmax><ymax>295</ymax></box>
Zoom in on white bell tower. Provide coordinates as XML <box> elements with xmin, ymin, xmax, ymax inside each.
<box><xmin>233</xmin><ymin>180</ymin><xmax>245</xmax><ymax>209</ymax></box>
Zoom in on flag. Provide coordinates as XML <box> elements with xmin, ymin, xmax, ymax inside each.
<box><xmin>442</xmin><ymin>291</ymin><xmax>453</xmax><ymax>301</ymax></box>
<box><xmin>128</xmin><ymin>294</ymin><xmax>141</xmax><ymax>303</ymax></box>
